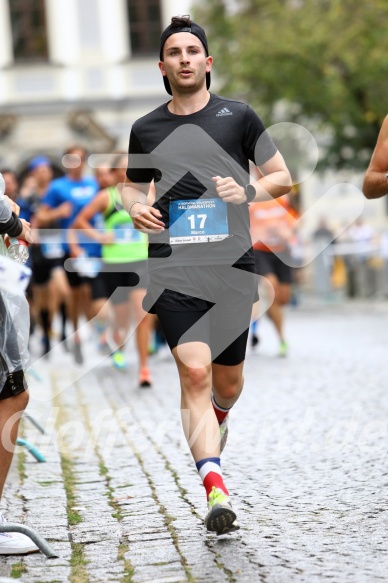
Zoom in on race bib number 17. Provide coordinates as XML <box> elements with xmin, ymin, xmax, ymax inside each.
<box><xmin>169</xmin><ymin>198</ymin><xmax>229</xmax><ymax>244</ymax></box>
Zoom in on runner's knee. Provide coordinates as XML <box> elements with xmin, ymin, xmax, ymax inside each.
<box><xmin>213</xmin><ymin>379</ymin><xmax>241</xmax><ymax>401</ymax></box>
<box><xmin>180</xmin><ymin>365</ymin><xmax>211</xmax><ymax>396</ymax></box>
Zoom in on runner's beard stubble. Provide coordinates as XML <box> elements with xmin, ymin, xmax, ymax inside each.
<box><xmin>168</xmin><ymin>72</ymin><xmax>206</xmax><ymax>95</ymax></box>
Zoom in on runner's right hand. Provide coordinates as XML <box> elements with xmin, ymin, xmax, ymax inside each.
<box><xmin>130</xmin><ymin>204</ymin><xmax>165</xmax><ymax>234</ymax></box>
<box><xmin>58</xmin><ymin>201</ymin><xmax>73</xmax><ymax>218</ymax></box>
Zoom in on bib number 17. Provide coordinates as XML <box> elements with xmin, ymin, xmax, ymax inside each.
<box><xmin>188</xmin><ymin>213</ymin><xmax>207</xmax><ymax>230</ymax></box>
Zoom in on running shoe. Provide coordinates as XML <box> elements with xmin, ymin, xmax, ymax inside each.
<box><xmin>279</xmin><ymin>340</ymin><xmax>288</xmax><ymax>358</ymax></box>
<box><xmin>220</xmin><ymin>416</ymin><xmax>229</xmax><ymax>453</ymax></box>
<box><xmin>73</xmin><ymin>341</ymin><xmax>83</xmax><ymax>365</ymax></box>
<box><xmin>112</xmin><ymin>350</ymin><xmax>128</xmax><ymax>370</ymax></box>
<box><xmin>148</xmin><ymin>342</ymin><xmax>157</xmax><ymax>356</ymax></box>
<box><xmin>0</xmin><ymin>515</ymin><xmax>39</xmax><ymax>555</ymax></box>
<box><xmin>251</xmin><ymin>333</ymin><xmax>260</xmax><ymax>348</ymax></box>
<box><xmin>61</xmin><ymin>332</ymin><xmax>69</xmax><ymax>353</ymax></box>
<box><xmin>98</xmin><ymin>338</ymin><xmax>111</xmax><ymax>355</ymax></box>
<box><xmin>41</xmin><ymin>335</ymin><xmax>50</xmax><ymax>359</ymax></box>
<box><xmin>138</xmin><ymin>367</ymin><xmax>152</xmax><ymax>388</ymax></box>
<box><xmin>204</xmin><ymin>487</ymin><xmax>240</xmax><ymax>535</ymax></box>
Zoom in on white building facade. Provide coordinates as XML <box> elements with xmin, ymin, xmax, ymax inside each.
<box><xmin>0</xmin><ymin>0</ymin><xmax>191</xmax><ymax>170</ymax></box>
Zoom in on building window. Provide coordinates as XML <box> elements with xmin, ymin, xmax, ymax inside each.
<box><xmin>9</xmin><ymin>0</ymin><xmax>48</xmax><ymax>62</ymax></box>
<box><xmin>127</xmin><ymin>0</ymin><xmax>162</xmax><ymax>56</ymax></box>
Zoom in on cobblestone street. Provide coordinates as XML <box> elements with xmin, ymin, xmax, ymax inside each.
<box><xmin>1</xmin><ymin>300</ymin><xmax>388</xmax><ymax>582</ymax></box>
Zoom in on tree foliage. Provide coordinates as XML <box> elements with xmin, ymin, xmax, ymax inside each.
<box><xmin>194</xmin><ymin>0</ymin><xmax>388</xmax><ymax>170</ymax></box>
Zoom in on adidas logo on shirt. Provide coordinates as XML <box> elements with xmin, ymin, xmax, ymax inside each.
<box><xmin>216</xmin><ymin>107</ymin><xmax>233</xmax><ymax>117</ymax></box>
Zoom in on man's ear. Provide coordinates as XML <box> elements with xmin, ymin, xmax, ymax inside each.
<box><xmin>158</xmin><ymin>61</ymin><xmax>167</xmax><ymax>77</ymax></box>
<box><xmin>206</xmin><ymin>55</ymin><xmax>213</xmax><ymax>73</ymax></box>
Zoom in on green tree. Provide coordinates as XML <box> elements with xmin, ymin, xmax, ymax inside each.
<box><xmin>195</xmin><ymin>0</ymin><xmax>388</xmax><ymax>170</ymax></box>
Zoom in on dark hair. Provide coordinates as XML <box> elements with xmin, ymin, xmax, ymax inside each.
<box><xmin>1</xmin><ymin>168</ymin><xmax>16</xmax><ymax>177</ymax></box>
<box><xmin>170</xmin><ymin>15</ymin><xmax>191</xmax><ymax>29</ymax></box>
<box><xmin>63</xmin><ymin>145</ymin><xmax>88</xmax><ymax>157</ymax></box>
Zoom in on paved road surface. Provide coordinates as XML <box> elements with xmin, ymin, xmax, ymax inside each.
<box><xmin>1</xmin><ymin>301</ymin><xmax>387</xmax><ymax>582</ymax></box>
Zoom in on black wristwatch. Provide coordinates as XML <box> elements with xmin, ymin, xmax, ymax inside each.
<box><xmin>244</xmin><ymin>183</ymin><xmax>256</xmax><ymax>203</ymax></box>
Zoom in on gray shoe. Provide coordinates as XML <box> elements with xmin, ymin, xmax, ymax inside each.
<box><xmin>220</xmin><ymin>416</ymin><xmax>229</xmax><ymax>453</ymax></box>
<box><xmin>204</xmin><ymin>487</ymin><xmax>240</xmax><ymax>535</ymax></box>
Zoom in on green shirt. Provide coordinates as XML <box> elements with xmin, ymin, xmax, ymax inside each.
<box><xmin>102</xmin><ymin>187</ymin><xmax>148</xmax><ymax>263</ymax></box>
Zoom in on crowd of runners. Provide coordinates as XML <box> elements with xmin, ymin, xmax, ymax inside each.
<box><xmin>1</xmin><ymin>149</ymin><xmax>157</xmax><ymax>388</ymax></box>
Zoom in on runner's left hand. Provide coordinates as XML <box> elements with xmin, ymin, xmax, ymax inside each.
<box><xmin>212</xmin><ymin>176</ymin><xmax>247</xmax><ymax>204</ymax></box>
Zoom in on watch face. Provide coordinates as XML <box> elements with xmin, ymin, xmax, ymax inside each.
<box><xmin>245</xmin><ymin>184</ymin><xmax>256</xmax><ymax>200</ymax></box>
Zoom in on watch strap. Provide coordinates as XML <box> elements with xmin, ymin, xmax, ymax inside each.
<box><xmin>244</xmin><ymin>184</ymin><xmax>256</xmax><ymax>203</ymax></box>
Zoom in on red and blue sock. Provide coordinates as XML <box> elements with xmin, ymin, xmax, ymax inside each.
<box><xmin>196</xmin><ymin>457</ymin><xmax>229</xmax><ymax>499</ymax></box>
<box><xmin>211</xmin><ymin>393</ymin><xmax>231</xmax><ymax>425</ymax></box>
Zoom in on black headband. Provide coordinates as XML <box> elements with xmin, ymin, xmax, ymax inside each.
<box><xmin>159</xmin><ymin>21</ymin><xmax>211</xmax><ymax>95</ymax></box>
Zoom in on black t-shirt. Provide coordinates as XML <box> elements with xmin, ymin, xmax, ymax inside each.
<box><xmin>126</xmin><ymin>93</ymin><xmax>277</xmax><ymax>271</ymax></box>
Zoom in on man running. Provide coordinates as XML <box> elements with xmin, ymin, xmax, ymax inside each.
<box><xmin>249</xmin><ymin>192</ymin><xmax>296</xmax><ymax>356</ymax></box>
<box><xmin>36</xmin><ymin>146</ymin><xmax>99</xmax><ymax>364</ymax></box>
<box><xmin>123</xmin><ymin>15</ymin><xmax>291</xmax><ymax>534</ymax></box>
<box><xmin>71</xmin><ymin>152</ymin><xmax>153</xmax><ymax>386</ymax></box>
<box><xmin>18</xmin><ymin>157</ymin><xmax>60</xmax><ymax>357</ymax></box>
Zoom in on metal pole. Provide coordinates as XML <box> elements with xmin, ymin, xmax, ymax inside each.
<box><xmin>24</xmin><ymin>413</ymin><xmax>46</xmax><ymax>434</ymax></box>
<box><xmin>0</xmin><ymin>523</ymin><xmax>58</xmax><ymax>558</ymax></box>
<box><xmin>16</xmin><ymin>438</ymin><xmax>46</xmax><ymax>463</ymax></box>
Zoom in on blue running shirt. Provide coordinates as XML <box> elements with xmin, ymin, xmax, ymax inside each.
<box><xmin>43</xmin><ymin>175</ymin><xmax>100</xmax><ymax>256</ymax></box>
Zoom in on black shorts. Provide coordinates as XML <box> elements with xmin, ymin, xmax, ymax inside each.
<box><xmin>90</xmin><ymin>273</ymin><xmax>107</xmax><ymax>302</ymax></box>
<box><xmin>145</xmin><ymin>264</ymin><xmax>257</xmax><ymax>366</ymax></box>
<box><xmin>0</xmin><ymin>370</ymin><xmax>28</xmax><ymax>401</ymax></box>
<box><xmin>33</xmin><ymin>258</ymin><xmax>63</xmax><ymax>285</ymax></box>
<box><xmin>254</xmin><ymin>250</ymin><xmax>292</xmax><ymax>284</ymax></box>
<box><xmin>66</xmin><ymin>269</ymin><xmax>93</xmax><ymax>288</ymax></box>
<box><xmin>62</xmin><ymin>255</ymin><xmax>96</xmax><ymax>288</ymax></box>
<box><xmin>99</xmin><ymin>261</ymin><xmax>149</xmax><ymax>305</ymax></box>
<box><xmin>30</xmin><ymin>245</ymin><xmax>64</xmax><ymax>286</ymax></box>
